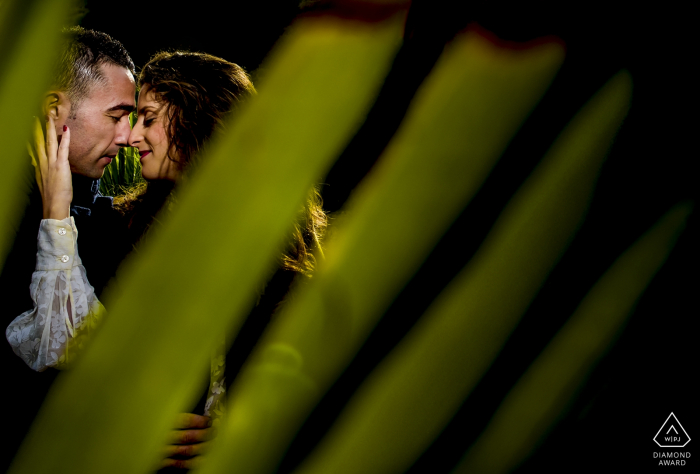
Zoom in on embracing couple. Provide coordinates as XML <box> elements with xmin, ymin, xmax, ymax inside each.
<box><xmin>2</xmin><ymin>27</ymin><xmax>325</xmax><ymax>472</ymax></box>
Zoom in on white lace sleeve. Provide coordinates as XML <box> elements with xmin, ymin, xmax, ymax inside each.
<box><xmin>5</xmin><ymin>217</ymin><xmax>105</xmax><ymax>371</ymax></box>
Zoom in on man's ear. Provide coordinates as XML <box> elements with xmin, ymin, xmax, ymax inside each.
<box><xmin>43</xmin><ymin>90</ymin><xmax>71</xmax><ymax>122</ymax></box>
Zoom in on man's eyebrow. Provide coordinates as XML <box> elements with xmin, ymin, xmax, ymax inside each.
<box><xmin>106</xmin><ymin>103</ymin><xmax>136</xmax><ymax>113</ymax></box>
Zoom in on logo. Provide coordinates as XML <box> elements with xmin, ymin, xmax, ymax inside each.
<box><xmin>654</xmin><ymin>412</ymin><xmax>691</xmax><ymax>448</ymax></box>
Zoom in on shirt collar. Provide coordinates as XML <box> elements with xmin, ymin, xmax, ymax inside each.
<box><xmin>71</xmin><ymin>174</ymin><xmax>101</xmax><ymax>209</ymax></box>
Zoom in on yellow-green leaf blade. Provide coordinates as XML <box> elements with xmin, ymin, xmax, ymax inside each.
<box><xmin>205</xmin><ymin>30</ymin><xmax>564</xmax><ymax>474</ymax></box>
<box><xmin>453</xmin><ymin>202</ymin><xmax>691</xmax><ymax>474</ymax></box>
<box><xmin>0</xmin><ymin>0</ymin><xmax>74</xmax><ymax>264</ymax></box>
<box><xmin>288</xmin><ymin>71</ymin><xmax>632</xmax><ymax>474</ymax></box>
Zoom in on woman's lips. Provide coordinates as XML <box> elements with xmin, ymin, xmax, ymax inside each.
<box><xmin>139</xmin><ymin>151</ymin><xmax>151</xmax><ymax>159</ymax></box>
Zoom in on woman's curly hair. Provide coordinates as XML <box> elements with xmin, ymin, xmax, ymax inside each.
<box><xmin>138</xmin><ymin>51</ymin><xmax>256</xmax><ymax>168</ymax></box>
<box><xmin>116</xmin><ymin>51</ymin><xmax>326</xmax><ymax>275</ymax></box>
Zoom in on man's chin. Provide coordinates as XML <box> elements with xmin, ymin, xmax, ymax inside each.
<box><xmin>69</xmin><ymin>165</ymin><xmax>108</xmax><ymax>180</ymax></box>
<box><xmin>87</xmin><ymin>167</ymin><xmax>108</xmax><ymax>180</ymax></box>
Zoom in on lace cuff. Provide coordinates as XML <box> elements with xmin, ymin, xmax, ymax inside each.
<box><xmin>36</xmin><ymin>217</ymin><xmax>82</xmax><ymax>270</ymax></box>
<box><xmin>6</xmin><ymin>217</ymin><xmax>104</xmax><ymax>371</ymax></box>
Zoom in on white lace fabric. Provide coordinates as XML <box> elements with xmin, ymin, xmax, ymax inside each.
<box><xmin>205</xmin><ymin>337</ymin><xmax>226</xmax><ymax>422</ymax></box>
<box><xmin>5</xmin><ymin>216</ymin><xmax>226</xmax><ymax>421</ymax></box>
<box><xmin>6</xmin><ymin>217</ymin><xmax>104</xmax><ymax>371</ymax></box>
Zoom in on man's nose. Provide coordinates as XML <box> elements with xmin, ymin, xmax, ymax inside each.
<box><xmin>115</xmin><ymin>117</ymin><xmax>133</xmax><ymax>148</ymax></box>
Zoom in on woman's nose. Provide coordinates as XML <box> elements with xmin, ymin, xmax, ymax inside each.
<box><xmin>128</xmin><ymin>123</ymin><xmax>142</xmax><ymax>147</ymax></box>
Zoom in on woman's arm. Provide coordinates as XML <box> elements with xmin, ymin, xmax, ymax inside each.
<box><xmin>5</xmin><ymin>116</ymin><xmax>103</xmax><ymax>371</ymax></box>
<box><xmin>6</xmin><ymin>216</ymin><xmax>105</xmax><ymax>371</ymax></box>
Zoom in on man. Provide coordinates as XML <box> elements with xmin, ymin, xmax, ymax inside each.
<box><xmin>2</xmin><ymin>26</ymin><xmax>136</xmax><ymax>320</ymax></box>
<box><xmin>0</xmin><ymin>26</ymin><xmax>136</xmax><ymax>470</ymax></box>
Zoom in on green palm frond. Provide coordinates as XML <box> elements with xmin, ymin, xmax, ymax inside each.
<box><xmin>0</xmin><ymin>0</ymin><xmax>74</xmax><ymax>261</ymax></box>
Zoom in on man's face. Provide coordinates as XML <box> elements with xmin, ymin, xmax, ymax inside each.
<box><xmin>63</xmin><ymin>63</ymin><xmax>136</xmax><ymax>179</ymax></box>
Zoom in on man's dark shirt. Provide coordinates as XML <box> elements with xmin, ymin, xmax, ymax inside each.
<box><xmin>0</xmin><ymin>169</ymin><xmax>129</xmax><ymax>472</ymax></box>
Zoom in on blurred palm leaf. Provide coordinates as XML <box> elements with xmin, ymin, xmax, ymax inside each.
<box><xmin>283</xmin><ymin>71</ymin><xmax>633</xmax><ymax>474</ymax></box>
<box><xmin>199</xmin><ymin>30</ymin><xmax>565</xmax><ymax>474</ymax></box>
<box><xmin>452</xmin><ymin>201</ymin><xmax>690</xmax><ymax>474</ymax></box>
<box><xmin>0</xmin><ymin>0</ymin><xmax>74</xmax><ymax>264</ymax></box>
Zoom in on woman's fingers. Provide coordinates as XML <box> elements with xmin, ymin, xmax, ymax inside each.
<box><xmin>159</xmin><ymin>455</ymin><xmax>204</xmax><ymax>470</ymax></box>
<box><xmin>173</xmin><ymin>413</ymin><xmax>212</xmax><ymax>430</ymax></box>
<box><xmin>157</xmin><ymin>415</ymin><xmax>214</xmax><ymax>470</ymax></box>
<box><xmin>58</xmin><ymin>124</ymin><xmax>70</xmax><ymax>164</ymax></box>
<box><xmin>43</xmin><ymin>123</ymin><xmax>73</xmax><ymax>220</ymax></box>
<box><xmin>46</xmin><ymin>115</ymin><xmax>57</xmax><ymax>165</ymax></box>
<box><xmin>165</xmin><ymin>427</ymin><xmax>215</xmax><ymax>445</ymax></box>
<box><xmin>163</xmin><ymin>440</ymin><xmax>211</xmax><ymax>459</ymax></box>
<box><xmin>30</xmin><ymin>115</ymin><xmax>72</xmax><ymax>219</ymax></box>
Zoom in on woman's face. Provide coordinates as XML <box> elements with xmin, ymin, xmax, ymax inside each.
<box><xmin>129</xmin><ymin>86</ymin><xmax>182</xmax><ymax>181</ymax></box>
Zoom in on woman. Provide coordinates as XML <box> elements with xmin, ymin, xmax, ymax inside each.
<box><xmin>6</xmin><ymin>51</ymin><xmax>326</xmax><ymax>438</ymax></box>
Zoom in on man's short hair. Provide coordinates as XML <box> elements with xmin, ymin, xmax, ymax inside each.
<box><xmin>52</xmin><ymin>26</ymin><xmax>135</xmax><ymax>116</ymax></box>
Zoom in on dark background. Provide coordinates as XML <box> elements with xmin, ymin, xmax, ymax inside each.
<box><xmin>79</xmin><ymin>0</ymin><xmax>302</xmax><ymax>85</ymax></box>
<box><xmin>80</xmin><ymin>1</ymin><xmax>695</xmax><ymax>472</ymax></box>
